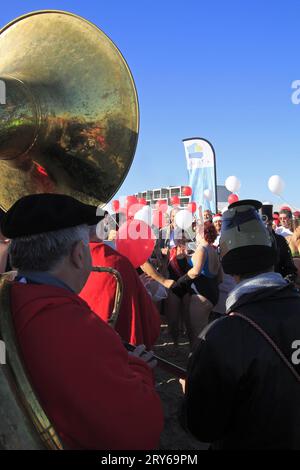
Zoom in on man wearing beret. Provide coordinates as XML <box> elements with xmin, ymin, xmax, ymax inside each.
<box><xmin>0</xmin><ymin>193</ymin><xmax>163</xmax><ymax>450</ymax></box>
<box><xmin>180</xmin><ymin>200</ymin><xmax>300</xmax><ymax>449</ymax></box>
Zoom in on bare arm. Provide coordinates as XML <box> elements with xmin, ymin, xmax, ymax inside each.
<box><xmin>140</xmin><ymin>261</ymin><xmax>175</xmax><ymax>289</ymax></box>
<box><xmin>186</xmin><ymin>246</ymin><xmax>206</xmax><ymax>279</ymax></box>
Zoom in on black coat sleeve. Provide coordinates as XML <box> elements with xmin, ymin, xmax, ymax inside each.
<box><xmin>179</xmin><ymin>318</ymin><xmax>244</xmax><ymax>443</ymax></box>
<box><xmin>171</xmin><ymin>273</ymin><xmax>194</xmax><ymax>297</ymax></box>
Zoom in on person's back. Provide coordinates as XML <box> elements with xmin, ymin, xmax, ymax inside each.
<box><xmin>189</xmin><ymin>225</ymin><xmax>222</xmax><ymax>308</ymax></box>
<box><xmin>197</xmin><ymin>245</ymin><xmax>219</xmax><ymax>278</ymax></box>
<box><xmin>11</xmin><ymin>281</ymin><xmax>163</xmax><ymax>449</ymax></box>
<box><xmin>180</xmin><ymin>199</ymin><xmax>300</xmax><ymax>449</ymax></box>
<box><xmin>12</xmin><ymin>283</ymin><xmax>162</xmax><ymax>449</ymax></box>
<box><xmin>1</xmin><ymin>194</ymin><xmax>164</xmax><ymax>450</ymax></box>
<box><xmin>182</xmin><ymin>280</ymin><xmax>300</xmax><ymax>449</ymax></box>
<box><xmin>79</xmin><ymin>242</ymin><xmax>161</xmax><ymax>348</ymax></box>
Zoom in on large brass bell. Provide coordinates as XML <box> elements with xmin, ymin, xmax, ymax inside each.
<box><xmin>0</xmin><ymin>10</ymin><xmax>139</xmax><ymax>210</ymax></box>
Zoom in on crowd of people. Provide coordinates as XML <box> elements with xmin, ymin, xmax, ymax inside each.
<box><xmin>0</xmin><ymin>194</ymin><xmax>300</xmax><ymax>450</ymax></box>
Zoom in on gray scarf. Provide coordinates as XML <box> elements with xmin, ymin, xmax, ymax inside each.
<box><xmin>226</xmin><ymin>272</ymin><xmax>288</xmax><ymax>313</ymax></box>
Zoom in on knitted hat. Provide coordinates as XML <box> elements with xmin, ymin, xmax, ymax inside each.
<box><xmin>212</xmin><ymin>213</ymin><xmax>222</xmax><ymax>223</ymax></box>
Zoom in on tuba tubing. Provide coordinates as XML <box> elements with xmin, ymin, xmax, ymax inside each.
<box><xmin>92</xmin><ymin>266</ymin><xmax>123</xmax><ymax>329</ymax></box>
<box><xmin>92</xmin><ymin>266</ymin><xmax>187</xmax><ymax>378</ymax></box>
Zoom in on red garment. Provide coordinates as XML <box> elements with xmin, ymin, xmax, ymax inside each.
<box><xmin>11</xmin><ymin>283</ymin><xmax>163</xmax><ymax>450</ymax></box>
<box><xmin>169</xmin><ymin>247</ymin><xmax>186</xmax><ymax>278</ymax></box>
<box><xmin>79</xmin><ymin>243</ymin><xmax>161</xmax><ymax>348</ymax></box>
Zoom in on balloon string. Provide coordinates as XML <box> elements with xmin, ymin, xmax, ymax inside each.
<box><xmin>108</xmin><ymin>213</ymin><xmax>119</xmax><ymax>228</ymax></box>
<box><xmin>277</xmin><ymin>195</ymin><xmax>298</xmax><ymax>212</ymax></box>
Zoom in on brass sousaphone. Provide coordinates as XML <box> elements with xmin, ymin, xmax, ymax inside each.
<box><xmin>0</xmin><ymin>10</ymin><xmax>186</xmax><ymax>451</ymax></box>
<box><xmin>0</xmin><ymin>10</ymin><xmax>139</xmax><ymax>450</ymax></box>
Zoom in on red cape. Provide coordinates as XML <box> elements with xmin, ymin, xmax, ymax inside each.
<box><xmin>11</xmin><ymin>282</ymin><xmax>163</xmax><ymax>450</ymax></box>
<box><xmin>79</xmin><ymin>243</ymin><xmax>161</xmax><ymax>348</ymax></box>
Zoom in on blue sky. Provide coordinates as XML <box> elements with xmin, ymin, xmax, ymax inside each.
<box><xmin>1</xmin><ymin>0</ymin><xmax>300</xmax><ymax>209</ymax></box>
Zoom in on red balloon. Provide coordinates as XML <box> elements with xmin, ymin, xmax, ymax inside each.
<box><xmin>155</xmin><ymin>200</ymin><xmax>168</xmax><ymax>213</ymax></box>
<box><xmin>137</xmin><ymin>197</ymin><xmax>147</xmax><ymax>206</ymax></box>
<box><xmin>182</xmin><ymin>186</ymin><xmax>192</xmax><ymax>197</ymax></box>
<box><xmin>115</xmin><ymin>220</ymin><xmax>156</xmax><ymax>268</ymax></box>
<box><xmin>170</xmin><ymin>196</ymin><xmax>180</xmax><ymax>206</ymax></box>
<box><xmin>160</xmin><ymin>204</ymin><xmax>168</xmax><ymax>213</ymax></box>
<box><xmin>112</xmin><ymin>200</ymin><xmax>120</xmax><ymax>212</ymax></box>
<box><xmin>228</xmin><ymin>194</ymin><xmax>239</xmax><ymax>205</ymax></box>
<box><xmin>187</xmin><ymin>202</ymin><xmax>197</xmax><ymax>213</ymax></box>
<box><xmin>152</xmin><ymin>209</ymin><xmax>167</xmax><ymax>229</ymax></box>
<box><xmin>127</xmin><ymin>203</ymin><xmax>143</xmax><ymax>218</ymax></box>
<box><xmin>124</xmin><ymin>195</ymin><xmax>138</xmax><ymax>208</ymax></box>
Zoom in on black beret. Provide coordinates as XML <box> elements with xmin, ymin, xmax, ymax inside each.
<box><xmin>0</xmin><ymin>207</ymin><xmax>5</xmax><ymax>223</ymax></box>
<box><xmin>1</xmin><ymin>194</ymin><xmax>105</xmax><ymax>238</ymax></box>
<box><xmin>228</xmin><ymin>199</ymin><xmax>262</xmax><ymax>211</ymax></box>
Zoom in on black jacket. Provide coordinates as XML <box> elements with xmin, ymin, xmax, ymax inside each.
<box><xmin>180</xmin><ymin>283</ymin><xmax>300</xmax><ymax>449</ymax></box>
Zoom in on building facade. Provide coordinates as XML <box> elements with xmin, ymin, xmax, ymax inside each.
<box><xmin>135</xmin><ymin>185</ymin><xmax>230</xmax><ymax>211</ymax></box>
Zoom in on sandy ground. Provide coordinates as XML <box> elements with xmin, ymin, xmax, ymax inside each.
<box><xmin>153</xmin><ymin>321</ymin><xmax>209</xmax><ymax>451</ymax></box>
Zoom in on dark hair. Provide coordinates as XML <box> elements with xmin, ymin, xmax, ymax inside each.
<box><xmin>204</xmin><ymin>221</ymin><xmax>217</xmax><ymax>244</ymax></box>
<box><xmin>238</xmin><ymin>266</ymin><xmax>274</xmax><ymax>281</ymax></box>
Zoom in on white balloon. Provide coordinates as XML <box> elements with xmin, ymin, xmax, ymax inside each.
<box><xmin>268</xmin><ymin>175</ymin><xmax>285</xmax><ymax>195</ymax></box>
<box><xmin>134</xmin><ymin>206</ymin><xmax>153</xmax><ymax>225</ymax></box>
<box><xmin>175</xmin><ymin>209</ymin><xmax>193</xmax><ymax>230</ymax></box>
<box><xmin>203</xmin><ymin>188</ymin><xmax>213</xmax><ymax>201</ymax></box>
<box><xmin>225</xmin><ymin>176</ymin><xmax>241</xmax><ymax>193</ymax></box>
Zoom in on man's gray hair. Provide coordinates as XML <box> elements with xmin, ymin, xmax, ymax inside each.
<box><xmin>9</xmin><ymin>224</ymin><xmax>90</xmax><ymax>272</ymax></box>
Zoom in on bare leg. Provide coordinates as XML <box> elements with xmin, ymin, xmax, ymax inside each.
<box><xmin>164</xmin><ymin>290</ymin><xmax>182</xmax><ymax>347</ymax></box>
<box><xmin>188</xmin><ymin>295</ymin><xmax>213</xmax><ymax>349</ymax></box>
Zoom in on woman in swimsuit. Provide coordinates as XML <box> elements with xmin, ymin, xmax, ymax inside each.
<box><xmin>169</xmin><ymin>222</ymin><xmax>223</xmax><ymax>349</ymax></box>
<box><xmin>186</xmin><ymin>222</ymin><xmax>223</xmax><ymax>347</ymax></box>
